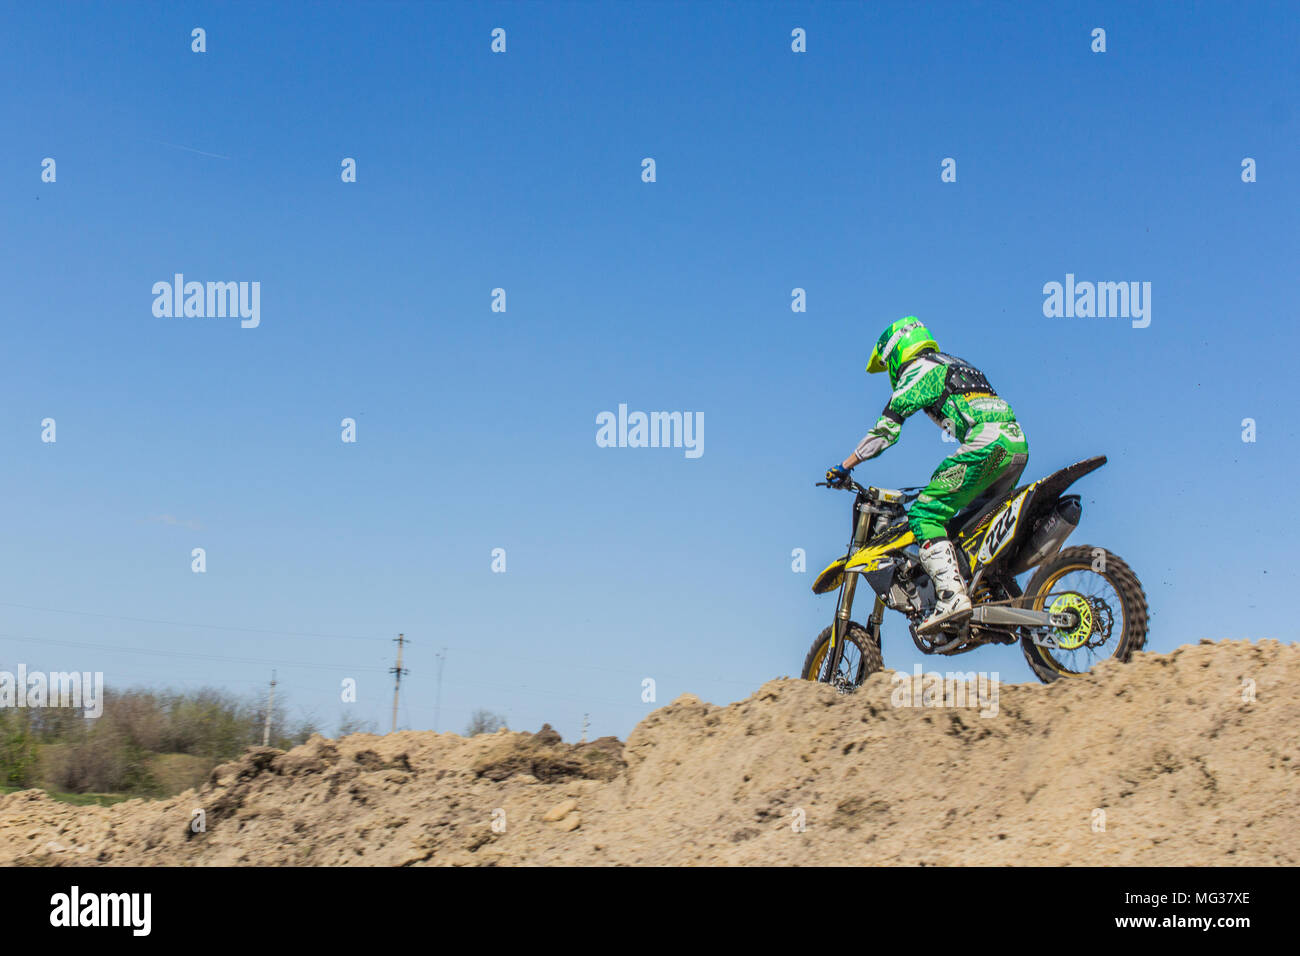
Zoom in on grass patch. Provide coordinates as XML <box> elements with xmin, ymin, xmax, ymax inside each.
<box><xmin>0</xmin><ymin>784</ymin><xmax>131</xmax><ymax>806</ymax></box>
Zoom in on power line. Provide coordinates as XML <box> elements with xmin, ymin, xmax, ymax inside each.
<box><xmin>0</xmin><ymin>598</ymin><xmax>759</xmax><ymax>687</ymax></box>
<box><xmin>0</xmin><ymin>631</ymin><xmax>390</xmax><ymax>673</ymax></box>
<box><xmin>0</xmin><ymin>628</ymin><xmax>723</xmax><ymax>711</ymax></box>
<box><xmin>0</xmin><ymin>600</ymin><xmax>391</xmax><ymax>643</ymax></box>
<box><xmin>0</xmin><ymin>610</ymin><xmax>772</xmax><ymax>716</ymax></box>
<box><xmin>0</xmin><ymin>630</ymin><xmax>628</xmax><ymax>707</ymax></box>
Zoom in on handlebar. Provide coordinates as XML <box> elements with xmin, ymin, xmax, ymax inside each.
<box><xmin>816</xmin><ymin>478</ymin><xmax>868</xmax><ymax>494</ymax></box>
<box><xmin>816</xmin><ymin>479</ymin><xmax>921</xmax><ymax>503</ymax></box>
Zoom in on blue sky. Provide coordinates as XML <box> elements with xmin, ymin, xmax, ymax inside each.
<box><xmin>1</xmin><ymin>1</ymin><xmax>1296</xmax><ymax>740</ymax></box>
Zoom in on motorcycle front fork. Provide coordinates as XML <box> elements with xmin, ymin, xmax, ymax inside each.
<box><xmin>823</xmin><ymin>503</ymin><xmax>886</xmax><ymax>681</ymax></box>
<box><xmin>824</xmin><ymin>576</ymin><xmax>885</xmax><ymax>680</ymax></box>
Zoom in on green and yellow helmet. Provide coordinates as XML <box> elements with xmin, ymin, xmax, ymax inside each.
<box><xmin>866</xmin><ymin>316</ymin><xmax>939</xmax><ymax>385</ymax></box>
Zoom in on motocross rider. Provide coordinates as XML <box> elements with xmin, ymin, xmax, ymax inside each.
<box><xmin>826</xmin><ymin>317</ymin><xmax>1028</xmax><ymax>633</ymax></box>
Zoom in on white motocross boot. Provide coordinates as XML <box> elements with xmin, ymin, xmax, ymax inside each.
<box><xmin>917</xmin><ymin>538</ymin><xmax>972</xmax><ymax>633</ymax></box>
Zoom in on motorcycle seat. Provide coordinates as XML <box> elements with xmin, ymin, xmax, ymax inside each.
<box><xmin>947</xmin><ymin>484</ymin><xmax>1028</xmax><ymax>541</ymax></box>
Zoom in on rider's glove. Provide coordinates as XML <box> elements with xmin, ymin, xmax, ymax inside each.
<box><xmin>825</xmin><ymin>464</ymin><xmax>851</xmax><ymax>488</ymax></box>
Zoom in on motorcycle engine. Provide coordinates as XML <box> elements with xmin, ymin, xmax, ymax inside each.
<box><xmin>889</xmin><ymin>557</ymin><xmax>928</xmax><ymax>612</ymax></box>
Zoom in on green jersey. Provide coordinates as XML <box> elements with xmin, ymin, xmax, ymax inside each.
<box><xmin>854</xmin><ymin>351</ymin><xmax>1018</xmax><ymax>460</ymax></box>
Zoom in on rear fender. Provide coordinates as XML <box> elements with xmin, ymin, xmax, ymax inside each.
<box><xmin>960</xmin><ymin>456</ymin><xmax>1107</xmax><ymax>573</ymax></box>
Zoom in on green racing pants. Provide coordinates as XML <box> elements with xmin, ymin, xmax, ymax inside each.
<box><xmin>908</xmin><ymin>421</ymin><xmax>1029</xmax><ymax>541</ymax></box>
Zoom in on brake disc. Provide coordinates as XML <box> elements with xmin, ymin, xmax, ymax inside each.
<box><xmin>1086</xmin><ymin>596</ymin><xmax>1114</xmax><ymax>647</ymax></box>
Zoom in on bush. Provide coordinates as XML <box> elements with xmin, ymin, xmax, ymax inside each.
<box><xmin>13</xmin><ymin>684</ymin><xmax>323</xmax><ymax>797</ymax></box>
<box><xmin>465</xmin><ymin>709</ymin><xmax>509</xmax><ymax>736</ymax></box>
<box><xmin>0</xmin><ymin>711</ymin><xmax>38</xmax><ymax>788</ymax></box>
<box><xmin>44</xmin><ymin>732</ymin><xmax>159</xmax><ymax>796</ymax></box>
<box><xmin>337</xmin><ymin>713</ymin><xmax>378</xmax><ymax>737</ymax></box>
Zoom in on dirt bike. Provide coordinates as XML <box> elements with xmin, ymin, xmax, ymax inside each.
<box><xmin>801</xmin><ymin>455</ymin><xmax>1148</xmax><ymax>689</ymax></box>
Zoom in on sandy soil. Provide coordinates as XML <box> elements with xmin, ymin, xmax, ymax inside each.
<box><xmin>1</xmin><ymin>639</ymin><xmax>1294</xmax><ymax>866</ymax></box>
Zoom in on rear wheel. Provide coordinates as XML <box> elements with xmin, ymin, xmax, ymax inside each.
<box><xmin>1020</xmin><ymin>545</ymin><xmax>1148</xmax><ymax>683</ymax></box>
<box><xmin>801</xmin><ymin>622</ymin><xmax>883</xmax><ymax>691</ymax></box>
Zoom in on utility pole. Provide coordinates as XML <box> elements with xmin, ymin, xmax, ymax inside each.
<box><xmin>434</xmin><ymin>647</ymin><xmax>447</xmax><ymax>732</ymax></box>
<box><xmin>390</xmin><ymin>634</ymin><xmax>409</xmax><ymax>734</ymax></box>
<box><xmin>262</xmin><ymin>670</ymin><xmax>276</xmax><ymax>747</ymax></box>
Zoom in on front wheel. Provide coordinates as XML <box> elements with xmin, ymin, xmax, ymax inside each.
<box><xmin>1020</xmin><ymin>545</ymin><xmax>1148</xmax><ymax>683</ymax></box>
<box><xmin>801</xmin><ymin>621</ymin><xmax>883</xmax><ymax>690</ymax></box>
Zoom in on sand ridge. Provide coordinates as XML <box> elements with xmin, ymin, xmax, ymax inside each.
<box><xmin>1</xmin><ymin>640</ymin><xmax>1294</xmax><ymax>866</ymax></box>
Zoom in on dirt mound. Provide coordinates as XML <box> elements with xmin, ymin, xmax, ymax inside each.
<box><xmin>1</xmin><ymin>640</ymin><xmax>1295</xmax><ymax>866</ymax></box>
